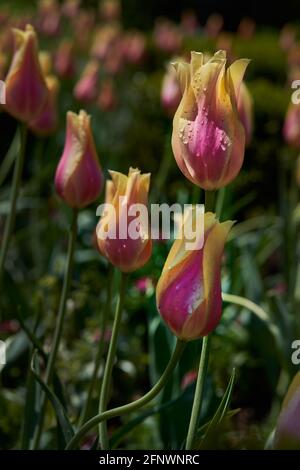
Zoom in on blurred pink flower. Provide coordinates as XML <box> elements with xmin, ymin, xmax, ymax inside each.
<box><xmin>135</xmin><ymin>276</ymin><xmax>153</xmax><ymax>294</ymax></box>
<box><xmin>180</xmin><ymin>10</ymin><xmax>198</xmax><ymax>36</ymax></box>
<box><xmin>284</xmin><ymin>103</ymin><xmax>300</xmax><ymax>149</ymax></box>
<box><xmin>181</xmin><ymin>370</ymin><xmax>198</xmax><ymax>390</ymax></box>
<box><xmin>0</xmin><ymin>320</ymin><xmax>19</xmax><ymax>334</ymax></box>
<box><xmin>237</xmin><ymin>17</ymin><xmax>256</xmax><ymax>39</ymax></box>
<box><xmin>99</xmin><ymin>0</ymin><xmax>121</xmax><ymax>22</ymax></box>
<box><xmin>97</xmin><ymin>79</ymin><xmax>117</xmax><ymax>111</ymax></box>
<box><xmin>205</xmin><ymin>13</ymin><xmax>224</xmax><ymax>38</ymax></box>
<box><xmin>54</xmin><ymin>40</ymin><xmax>75</xmax><ymax>79</ymax></box>
<box><xmin>36</xmin><ymin>0</ymin><xmax>61</xmax><ymax>37</ymax></box>
<box><xmin>29</xmin><ymin>75</ymin><xmax>59</xmax><ymax>136</ymax></box>
<box><xmin>122</xmin><ymin>31</ymin><xmax>146</xmax><ymax>65</ymax></box>
<box><xmin>153</xmin><ymin>19</ymin><xmax>182</xmax><ymax>54</ymax></box>
<box><xmin>74</xmin><ymin>60</ymin><xmax>99</xmax><ymax>103</ymax></box>
<box><xmin>161</xmin><ymin>62</ymin><xmax>181</xmax><ymax>116</ymax></box>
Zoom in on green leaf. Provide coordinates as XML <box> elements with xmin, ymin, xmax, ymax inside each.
<box><xmin>20</xmin><ymin>352</ymin><xmax>41</xmax><ymax>449</ymax></box>
<box><xmin>30</xmin><ymin>350</ymin><xmax>74</xmax><ymax>447</ymax></box>
<box><xmin>198</xmin><ymin>368</ymin><xmax>236</xmax><ymax>449</ymax></box>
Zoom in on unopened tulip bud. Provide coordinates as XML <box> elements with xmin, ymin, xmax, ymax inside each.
<box><xmin>122</xmin><ymin>32</ymin><xmax>146</xmax><ymax>65</ymax></box>
<box><xmin>5</xmin><ymin>25</ymin><xmax>48</xmax><ymax>123</ymax></box>
<box><xmin>172</xmin><ymin>50</ymin><xmax>249</xmax><ymax>190</ymax></box>
<box><xmin>156</xmin><ymin>211</ymin><xmax>233</xmax><ymax>341</ymax></box>
<box><xmin>284</xmin><ymin>103</ymin><xmax>300</xmax><ymax>149</ymax></box>
<box><xmin>54</xmin><ymin>40</ymin><xmax>75</xmax><ymax>79</ymax></box>
<box><xmin>74</xmin><ymin>60</ymin><xmax>99</xmax><ymax>103</ymax></box>
<box><xmin>273</xmin><ymin>372</ymin><xmax>300</xmax><ymax>449</ymax></box>
<box><xmin>96</xmin><ymin>168</ymin><xmax>152</xmax><ymax>272</ymax></box>
<box><xmin>237</xmin><ymin>82</ymin><xmax>253</xmax><ymax>146</ymax></box>
<box><xmin>55</xmin><ymin>110</ymin><xmax>104</xmax><ymax>208</ymax></box>
<box><xmin>29</xmin><ymin>75</ymin><xmax>59</xmax><ymax>136</ymax></box>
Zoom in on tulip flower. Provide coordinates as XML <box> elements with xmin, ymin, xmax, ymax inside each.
<box><xmin>171</xmin><ymin>50</ymin><xmax>249</xmax><ymax>190</ymax></box>
<box><xmin>283</xmin><ymin>103</ymin><xmax>300</xmax><ymax>149</ymax></box>
<box><xmin>237</xmin><ymin>82</ymin><xmax>253</xmax><ymax>146</ymax></box>
<box><xmin>156</xmin><ymin>211</ymin><xmax>233</xmax><ymax>341</ymax></box>
<box><xmin>273</xmin><ymin>372</ymin><xmax>300</xmax><ymax>449</ymax></box>
<box><xmin>29</xmin><ymin>75</ymin><xmax>59</xmax><ymax>136</ymax></box>
<box><xmin>153</xmin><ymin>19</ymin><xmax>182</xmax><ymax>54</ymax></box>
<box><xmin>161</xmin><ymin>62</ymin><xmax>181</xmax><ymax>115</ymax></box>
<box><xmin>54</xmin><ymin>40</ymin><xmax>75</xmax><ymax>79</ymax></box>
<box><xmin>74</xmin><ymin>60</ymin><xmax>99</xmax><ymax>103</ymax></box>
<box><xmin>55</xmin><ymin>110</ymin><xmax>104</xmax><ymax>208</ymax></box>
<box><xmin>96</xmin><ymin>168</ymin><xmax>152</xmax><ymax>272</ymax></box>
<box><xmin>122</xmin><ymin>32</ymin><xmax>146</xmax><ymax>65</ymax></box>
<box><xmin>5</xmin><ymin>24</ymin><xmax>48</xmax><ymax>123</ymax></box>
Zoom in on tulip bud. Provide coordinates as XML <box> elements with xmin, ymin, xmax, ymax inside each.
<box><xmin>29</xmin><ymin>75</ymin><xmax>59</xmax><ymax>136</ymax></box>
<box><xmin>284</xmin><ymin>103</ymin><xmax>300</xmax><ymax>149</ymax></box>
<box><xmin>54</xmin><ymin>40</ymin><xmax>75</xmax><ymax>79</ymax></box>
<box><xmin>5</xmin><ymin>24</ymin><xmax>48</xmax><ymax>123</ymax></box>
<box><xmin>122</xmin><ymin>32</ymin><xmax>146</xmax><ymax>65</ymax></box>
<box><xmin>55</xmin><ymin>110</ymin><xmax>104</xmax><ymax>208</ymax></box>
<box><xmin>237</xmin><ymin>82</ymin><xmax>253</xmax><ymax>146</ymax></box>
<box><xmin>74</xmin><ymin>60</ymin><xmax>99</xmax><ymax>103</ymax></box>
<box><xmin>273</xmin><ymin>372</ymin><xmax>300</xmax><ymax>449</ymax></box>
<box><xmin>172</xmin><ymin>50</ymin><xmax>249</xmax><ymax>190</ymax></box>
<box><xmin>161</xmin><ymin>62</ymin><xmax>181</xmax><ymax>116</ymax></box>
<box><xmin>96</xmin><ymin>168</ymin><xmax>152</xmax><ymax>273</ymax></box>
<box><xmin>156</xmin><ymin>211</ymin><xmax>233</xmax><ymax>341</ymax></box>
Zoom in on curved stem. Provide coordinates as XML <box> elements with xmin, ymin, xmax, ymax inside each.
<box><xmin>0</xmin><ymin>123</ymin><xmax>27</xmax><ymax>283</ymax></box>
<box><xmin>99</xmin><ymin>271</ymin><xmax>128</xmax><ymax>449</ymax></box>
<box><xmin>79</xmin><ymin>266</ymin><xmax>114</xmax><ymax>426</ymax></box>
<box><xmin>185</xmin><ymin>334</ymin><xmax>211</xmax><ymax>449</ymax></box>
<box><xmin>32</xmin><ymin>208</ymin><xmax>78</xmax><ymax>449</ymax></box>
<box><xmin>185</xmin><ymin>188</ymin><xmax>215</xmax><ymax>450</ymax></box>
<box><xmin>66</xmin><ymin>339</ymin><xmax>186</xmax><ymax>450</ymax></box>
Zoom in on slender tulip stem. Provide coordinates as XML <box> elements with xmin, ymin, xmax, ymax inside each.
<box><xmin>0</xmin><ymin>123</ymin><xmax>27</xmax><ymax>283</ymax></box>
<box><xmin>99</xmin><ymin>271</ymin><xmax>128</xmax><ymax>449</ymax></box>
<box><xmin>185</xmin><ymin>188</ymin><xmax>216</xmax><ymax>450</ymax></box>
<box><xmin>79</xmin><ymin>266</ymin><xmax>114</xmax><ymax>426</ymax></box>
<box><xmin>32</xmin><ymin>208</ymin><xmax>78</xmax><ymax>449</ymax></box>
<box><xmin>204</xmin><ymin>190</ymin><xmax>216</xmax><ymax>213</ymax></box>
<box><xmin>185</xmin><ymin>334</ymin><xmax>211</xmax><ymax>449</ymax></box>
<box><xmin>66</xmin><ymin>339</ymin><xmax>186</xmax><ymax>450</ymax></box>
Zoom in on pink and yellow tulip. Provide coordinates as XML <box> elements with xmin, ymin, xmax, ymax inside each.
<box><xmin>172</xmin><ymin>50</ymin><xmax>249</xmax><ymax>190</ymax></box>
<box><xmin>273</xmin><ymin>372</ymin><xmax>300</xmax><ymax>449</ymax></box>
<box><xmin>97</xmin><ymin>168</ymin><xmax>152</xmax><ymax>273</ymax></box>
<box><xmin>55</xmin><ymin>110</ymin><xmax>104</xmax><ymax>208</ymax></box>
<box><xmin>5</xmin><ymin>24</ymin><xmax>48</xmax><ymax>123</ymax></box>
<box><xmin>156</xmin><ymin>211</ymin><xmax>233</xmax><ymax>341</ymax></box>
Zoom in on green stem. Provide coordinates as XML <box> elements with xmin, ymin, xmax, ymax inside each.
<box><xmin>66</xmin><ymin>339</ymin><xmax>186</xmax><ymax>450</ymax></box>
<box><xmin>185</xmin><ymin>334</ymin><xmax>211</xmax><ymax>449</ymax></box>
<box><xmin>0</xmin><ymin>128</ymin><xmax>20</xmax><ymax>188</ymax></box>
<box><xmin>204</xmin><ymin>190</ymin><xmax>216</xmax><ymax>213</ymax></box>
<box><xmin>185</xmin><ymin>188</ymin><xmax>216</xmax><ymax>450</ymax></box>
<box><xmin>79</xmin><ymin>266</ymin><xmax>114</xmax><ymax>426</ymax></box>
<box><xmin>0</xmin><ymin>123</ymin><xmax>27</xmax><ymax>283</ymax></box>
<box><xmin>99</xmin><ymin>271</ymin><xmax>128</xmax><ymax>449</ymax></box>
<box><xmin>32</xmin><ymin>208</ymin><xmax>78</xmax><ymax>449</ymax></box>
<box><xmin>215</xmin><ymin>187</ymin><xmax>226</xmax><ymax>219</ymax></box>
